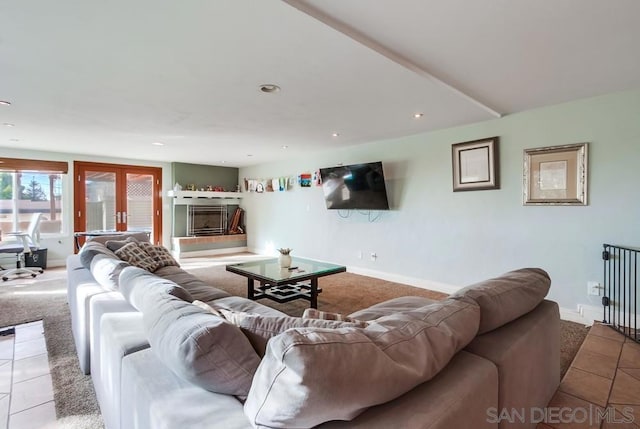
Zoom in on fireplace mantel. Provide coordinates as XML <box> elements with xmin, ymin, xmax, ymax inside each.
<box><xmin>167</xmin><ymin>190</ymin><xmax>242</xmax><ymax>204</ymax></box>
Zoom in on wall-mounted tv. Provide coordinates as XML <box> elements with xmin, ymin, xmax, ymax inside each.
<box><xmin>319</xmin><ymin>162</ymin><xmax>390</xmax><ymax>210</ymax></box>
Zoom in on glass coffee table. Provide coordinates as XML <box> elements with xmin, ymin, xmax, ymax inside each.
<box><xmin>226</xmin><ymin>257</ymin><xmax>346</xmax><ymax>308</ymax></box>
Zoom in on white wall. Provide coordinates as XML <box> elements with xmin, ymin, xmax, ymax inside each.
<box><xmin>239</xmin><ymin>89</ymin><xmax>640</xmax><ymax>316</ymax></box>
<box><xmin>0</xmin><ymin>148</ymin><xmax>172</xmax><ymax>266</ymax></box>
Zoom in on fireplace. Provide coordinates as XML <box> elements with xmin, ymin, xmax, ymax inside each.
<box><xmin>187</xmin><ymin>205</ymin><xmax>227</xmax><ymax>236</ymax></box>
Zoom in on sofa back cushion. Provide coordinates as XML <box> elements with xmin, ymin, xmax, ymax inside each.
<box><xmin>89</xmin><ymin>254</ymin><xmax>130</xmax><ymax>291</ymax></box>
<box><xmin>119</xmin><ymin>266</ymin><xmax>193</xmax><ymax>310</ymax></box>
<box><xmin>86</xmin><ymin>231</ymin><xmax>150</xmax><ymax>245</ymax></box>
<box><xmin>78</xmin><ymin>240</ymin><xmax>118</xmax><ymax>269</ymax></box>
<box><xmin>450</xmin><ymin>267</ymin><xmax>551</xmax><ymax>334</ymax></box>
<box><xmin>243</xmin><ymin>298</ymin><xmax>480</xmax><ymax>428</ymax></box>
<box><xmin>119</xmin><ymin>267</ymin><xmax>261</xmax><ymax>396</ymax></box>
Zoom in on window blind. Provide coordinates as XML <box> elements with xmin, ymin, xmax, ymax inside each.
<box><xmin>0</xmin><ymin>158</ymin><xmax>68</xmax><ymax>174</ymax></box>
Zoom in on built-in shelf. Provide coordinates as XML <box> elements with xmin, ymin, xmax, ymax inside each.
<box><xmin>167</xmin><ymin>190</ymin><xmax>242</xmax><ymax>206</ymax></box>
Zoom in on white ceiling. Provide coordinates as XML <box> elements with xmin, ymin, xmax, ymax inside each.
<box><xmin>1</xmin><ymin>0</ymin><xmax>639</xmax><ymax>167</ymax></box>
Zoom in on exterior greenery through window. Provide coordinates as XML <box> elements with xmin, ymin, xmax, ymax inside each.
<box><xmin>0</xmin><ymin>158</ymin><xmax>68</xmax><ymax>235</ymax></box>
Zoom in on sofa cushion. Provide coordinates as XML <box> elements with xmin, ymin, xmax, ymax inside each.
<box><xmin>348</xmin><ymin>296</ymin><xmax>440</xmax><ymax>321</ymax></box>
<box><xmin>219</xmin><ymin>308</ymin><xmax>368</xmax><ymax>356</ymax></box>
<box><xmin>450</xmin><ymin>267</ymin><xmax>551</xmax><ymax>334</ymax></box>
<box><xmin>87</xmin><ymin>232</ymin><xmax>150</xmax><ymax>245</ymax></box>
<box><xmin>119</xmin><ymin>267</ymin><xmax>260</xmax><ymax>396</ymax></box>
<box><xmin>243</xmin><ymin>298</ymin><xmax>480</xmax><ymax>428</ymax></box>
<box><xmin>89</xmin><ymin>253</ymin><xmax>130</xmax><ymax>291</ymax></box>
<box><xmin>79</xmin><ymin>241</ymin><xmax>119</xmax><ymax>269</ymax></box>
<box><xmin>302</xmin><ymin>308</ymin><xmax>370</xmax><ymax>327</ymax></box>
<box><xmin>115</xmin><ymin>242</ymin><xmax>161</xmax><ymax>272</ymax></box>
<box><xmin>154</xmin><ymin>265</ymin><xmax>231</xmax><ymax>302</ymax></box>
<box><xmin>119</xmin><ymin>266</ymin><xmax>194</xmax><ymax>310</ymax></box>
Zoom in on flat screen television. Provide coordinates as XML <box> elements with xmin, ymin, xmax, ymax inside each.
<box><xmin>319</xmin><ymin>162</ymin><xmax>390</xmax><ymax>210</ymax></box>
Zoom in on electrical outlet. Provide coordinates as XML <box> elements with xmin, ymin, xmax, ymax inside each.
<box><xmin>587</xmin><ymin>281</ymin><xmax>602</xmax><ymax>296</ymax></box>
<box><xmin>370</xmin><ymin>252</ymin><xmax>377</xmax><ymax>261</ymax></box>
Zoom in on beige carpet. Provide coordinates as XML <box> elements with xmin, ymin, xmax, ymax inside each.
<box><xmin>0</xmin><ymin>260</ymin><xmax>590</xmax><ymax>427</ymax></box>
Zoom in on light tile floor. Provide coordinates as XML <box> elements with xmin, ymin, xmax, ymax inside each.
<box><xmin>0</xmin><ymin>321</ymin><xmax>57</xmax><ymax>429</ymax></box>
<box><xmin>538</xmin><ymin>322</ymin><xmax>640</xmax><ymax>429</ymax></box>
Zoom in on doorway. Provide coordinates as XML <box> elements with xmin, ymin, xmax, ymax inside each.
<box><xmin>73</xmin><ymin>161</ymin><xmax>162</xmax><ymax>246</ymax></box>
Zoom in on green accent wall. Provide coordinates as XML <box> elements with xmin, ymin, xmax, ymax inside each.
<box><xmin>171</xmin><ymin>162</ymin><xmax>239</xmax><ymax>192</ymax></box>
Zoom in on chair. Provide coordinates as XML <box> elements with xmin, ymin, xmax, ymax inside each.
<box><xmin>0</xmin><ymin>213</ymin><xmax>45</xmax><ymax>281</ymax></box>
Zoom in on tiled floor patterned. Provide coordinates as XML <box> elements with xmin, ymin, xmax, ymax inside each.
<box><xmin>0</xmin><ymin>321</ymin><xmax>57</xmax><ymax>429</ymax></box>
<box><xmin>539</xmin><ymin>323</ymin><xmax>640</xmax><ymax>429</ymax></box>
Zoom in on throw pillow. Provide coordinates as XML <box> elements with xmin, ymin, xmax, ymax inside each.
<box><xmin>220</xmin><ymin>309</ymin><xmax>367</xmax><ymax>356</ymax></box>
<box><xmin>137</xmin><ymin>241</ymin><xmax>180</xmax><ymax>268</ymax></box>
<box><xmin>114</xmin><ymin>242</ymin><xmax>160</xmax><ymax>272</ymax></box>
<box><xmin>192</xmin><ymin>300</ymin><xmax>223</xmax><ymax>317</ymax></box>
<box><xmin>105</xmin><ymin>236</ymin><xmax>139</xmax><ymax>252</ymax></box>
<box><xmin>302</xmin><ymin>308</ymin><xmax>370</xmax><ymax>328</ymax></box>
<box><xmin>244</xmin><ymin>298</ymin><xmax>480</xmax><ymax>428</ymax></box>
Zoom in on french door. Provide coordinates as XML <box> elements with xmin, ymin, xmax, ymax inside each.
<box><xmin>74</xmin><ymin>161</ymin><xmax>162</xmax><ymax>246</ymax></box>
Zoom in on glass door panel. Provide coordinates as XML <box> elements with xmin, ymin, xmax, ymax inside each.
<box><xmin>126</xmin><ymin>173</ymin><xmax>154</xmax><ymax>237</ymax></box>
<box><xmin>84</xmin><ymin>171</ymin><xmax>117</xmax><ymax>232</ymax></box>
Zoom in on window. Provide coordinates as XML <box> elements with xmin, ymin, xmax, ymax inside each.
<box><xmin>0</xmin><ymin>158</ymin><xmax>68</xmax><ymax>235</ymax></box>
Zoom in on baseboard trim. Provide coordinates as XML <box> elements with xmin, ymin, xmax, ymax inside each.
<box><xmin>346</xmin><ymin>266</ymin><xmax>461</xmax><ymax>295</ymax></box>
<box><xmin>559</xmin><ymin>304</ymin><xmax>602</xmax><ymax>326</ymax></box>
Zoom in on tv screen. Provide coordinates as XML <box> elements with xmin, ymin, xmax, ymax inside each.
<box><xmin>319</xmin><ymin>162</ymin><xmax>390</xmax><ymax>210</ymax></box>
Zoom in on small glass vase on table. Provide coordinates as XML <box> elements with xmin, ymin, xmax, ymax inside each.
<box><xmin>277</xmin><ymin>248</ymin><xmax>292</xmax><ymax>268</ymax></box>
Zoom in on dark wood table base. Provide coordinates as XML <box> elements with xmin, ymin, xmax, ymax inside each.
<box><xmin>248</xmin><ymin>278</ymin><xmax>322</xmax><ymax>308</ymax></box>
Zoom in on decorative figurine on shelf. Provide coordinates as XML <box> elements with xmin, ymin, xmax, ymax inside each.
<box><xmin>277</xmin><ymin>248</ymin><xmax>292</xmax><ymax>268</ymax></box>
<box><xmin>206</xmin><ymin>185</ymin><xmax>214</xmax><ymax>191</ymax></box>
<box><xmin>185</xmin><ymin>184</ymin><xmax>196</xmax><ymax>191</ymax></box>
<box><xmin>173</xmin><ymin>182</ymin><xmax>182</xmax><ymax>192</ymax></box>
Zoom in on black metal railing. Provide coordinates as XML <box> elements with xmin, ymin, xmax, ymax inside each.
<box><xmin>602</xmin><ymin>243</ymin><xmax>639</xmax><ymax>342</ymax></box>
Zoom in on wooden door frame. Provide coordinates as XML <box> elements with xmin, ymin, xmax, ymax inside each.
<box><xmin>74</xmin><ymin>161</ymin><xmax>162</xmax><ymax>245</ymax></box>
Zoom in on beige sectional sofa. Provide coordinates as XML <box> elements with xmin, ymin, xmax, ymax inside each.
<box><xmin>66</xmin><ymin>234</ymin><xmax>560</xmax><ymax>429</ymax></box>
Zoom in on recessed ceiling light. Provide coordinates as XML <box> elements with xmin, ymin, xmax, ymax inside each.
<box><xmin>3</xmin><ymin>123</ymin><xmax>15</xmax><ymax>127</ymax></box>
<box><xmin>9</xmin><ymin>138</ymin><xmax>19</xmax><ymax>142</ymax></box>
<box><xmin>151</xmin><ymin>142</ymin><xmax>164</xmax><ymax>146</ymax></box>
<box><xmin>413</xmin><ymin>113</ymin><xmax>424</xmax><ymax>119</ymax></box>
<box><xmin>247</xmin><ymin>154</ymin><xmax>253</xmax><ymax>157</ymax></box>
<box><xmin>0</xmin><ymin>101</ymin><xmax>11</xmax><ymax>106</ymax></box>
<box><xmin>259</xmin><ymin>84</ymin><xmax>280</xmax><ymax>93</ymax></box>
<box><xmin>282</xmin><ymin>145</ymin><xmax>288</xmax><ymax>149</ymax></box>
<box><xmin>332</xmin><ymin>133</ymin><xmax>340</xmax><ymax>138</ymax></box>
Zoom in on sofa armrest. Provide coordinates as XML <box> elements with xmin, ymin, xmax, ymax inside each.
<box><xmin>465</xmin><ymin>300</ymin><xmax>560</xmax><ymax>429</ymax></box>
